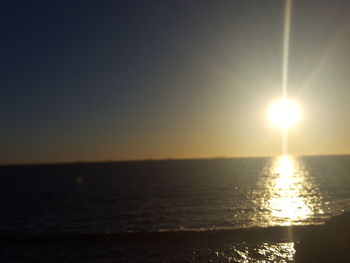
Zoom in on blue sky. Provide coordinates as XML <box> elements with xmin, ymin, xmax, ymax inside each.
<box><xmin>1</xmin><ymin>0</ymin><xmax>350</xmax><ymax>164</ymax></box>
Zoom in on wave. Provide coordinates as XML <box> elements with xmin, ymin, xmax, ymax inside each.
<box><xmin>0</xmin><ymin>224</ymin><xmax>323</xmax><ymax>246</ymax></box>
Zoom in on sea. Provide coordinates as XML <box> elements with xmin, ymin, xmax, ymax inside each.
<box><xmin>1</xmin><ymin>155</ymin><xmax>350</xmax><ymax>262</ymax></box>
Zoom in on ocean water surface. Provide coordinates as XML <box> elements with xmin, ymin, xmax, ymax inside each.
<box><xmin>1</xmin><ymin>155</ymin><xmax>350</xmax><ymax>262</ymax></box>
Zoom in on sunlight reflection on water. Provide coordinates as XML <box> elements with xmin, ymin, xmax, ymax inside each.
<box><xmin>195</xmin><ymin>242</ymin><xmax>295</xmax><ymax>263</ymax></box>
<box><xmin>268</xmin><ymin>156</ymin><xmax>311</xmax><ymax>224</ymax></box>
<box><xmin>255</xmin><ymin>155</ymin><xmax>320</xmax><ymax>226</ymax></box>
<box><xmin>194</xmin><ymin>156</ymin><xmax>316</xmax><ymax>262</ymax></box>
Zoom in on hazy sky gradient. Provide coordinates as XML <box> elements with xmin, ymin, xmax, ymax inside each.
<box><xmin>2</xmin><ymin>0</ymin><xmax>350</xmax><ymax>164</ymax></box>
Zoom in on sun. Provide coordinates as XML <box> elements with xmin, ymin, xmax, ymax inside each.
<box><xmin>268</xmin><ymin>100</ymin><xmax>301</xmax><ymax>129</ymax></box>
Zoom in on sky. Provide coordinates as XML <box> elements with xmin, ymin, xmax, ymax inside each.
<box><xmin>1</xmin><ymin>0</ymin><xmax>350</xmax><ymax>164</ymax></box>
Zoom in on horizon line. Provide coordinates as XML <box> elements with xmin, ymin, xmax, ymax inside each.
<box><xmin>1</xmin><ymin>152</ymin><xmax>350</xmax><ymax>167</ymax></box>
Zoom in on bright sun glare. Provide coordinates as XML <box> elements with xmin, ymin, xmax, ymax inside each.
<box><xmin>268</xmin><ymin>100</ymin><xmax>301</xmax><ymax>129</ymax></box>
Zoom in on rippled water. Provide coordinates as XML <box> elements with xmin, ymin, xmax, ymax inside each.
<box><xmin>1</xmin><ymin>155</ymin><xmax>350</xmax><ymax>262</ymax></box>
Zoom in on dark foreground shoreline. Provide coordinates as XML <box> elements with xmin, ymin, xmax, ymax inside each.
<box><xmin>2</xmin><ymin>216</ymin><xmax>349</xmax><ymax>262</ymax></box>
<box><xmin>0</xmin><ymin>225</ymin><xmax>320</xmax><ymax>263</ymax></box>
<box><xmin>295</xmin><ymin>211</ymin><xmax>350</xmax><ymax>263</ymax></box>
